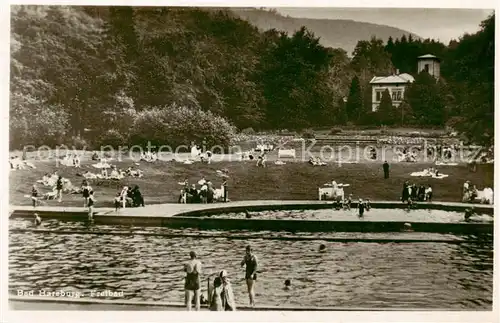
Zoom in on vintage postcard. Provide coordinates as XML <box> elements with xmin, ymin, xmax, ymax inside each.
<box><xmin>3</xmin><ymin>1</ymin><xmax>498</xmax><ymax>322</ymax></box>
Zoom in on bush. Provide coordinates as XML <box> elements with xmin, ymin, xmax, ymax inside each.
<box><xmin>94</xmin><ymin>129</ymin><xmax>127</xmax><ymax>148</ymax></box>
<box><xmin>301</xmin><ymin>129</ymin><xmax>315</xmax><ymax>139</ymax></box>
<box><xmin>130</xmin><ymin>104</ymin><xmax>236</xmax><ymax>149</ymax></box>
<box><xmin>358</xmin><ymin>112</ymin><xmax>379</xmax><ymax>126</ymax></box>
<box><xmin>66</xmin><ymin>136</ymin><xmax>89</xmax><ymax>150</ymax></box>
<box><xmin>9</xmin><ymin>96</ymin><xmax>69</xmax><ymax>148</ymax></box>
<box><xmin>241</xmin><ymin>127</ymin><xmax>255</xmax><ymax>135</ymax></box>
<box><xmin>329</xmin><ymin>127</ymin><xmax>342</xmax><ymax>135</ymax></box>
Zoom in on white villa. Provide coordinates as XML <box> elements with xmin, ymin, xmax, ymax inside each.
<box><xmin>369</xmin><ymin>54</ymin><xmax>441</xmax><ymax>112</ymax></box>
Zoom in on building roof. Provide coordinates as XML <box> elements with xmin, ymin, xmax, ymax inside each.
<box><xmin>369</xmin><ymin>73</ymin><xmax>415</xmax><ymax>85</ymax></box>
<box><xmin>418</xmin><ymin>54</ymin><xmax>440</xmax><ymax>60</ymax></box>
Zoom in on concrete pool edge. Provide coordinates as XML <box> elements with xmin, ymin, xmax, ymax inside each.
<box><xmin>9</xmin><ymin>200</ymin><xmax>494</xmax><ymax>234</ymax></box>
<box><xmin>171</xmin><ymin>200</ymin><xmax>494</xmax><ymax>217</ymax></box>
<box><xmin>9</xmin><ymin>200</ymin><xmax>494</xmax><ymax>217</ymax></box>
<box><xmin>8</xmin><ymin>296</ymin><xmax>477</xmax><ymax>311</ymax></box>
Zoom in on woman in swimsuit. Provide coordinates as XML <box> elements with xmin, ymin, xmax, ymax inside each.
<box><xmin>241</xmin><ymin>245</ymin><xmax>258</xmax><ymax>307</ymax></box>
<box><xmin>184</xmin><ymin>251</ymin><xmax>202</xmax><ymax>311</ymax></box>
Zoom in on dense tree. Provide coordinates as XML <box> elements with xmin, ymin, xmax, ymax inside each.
<box><xmin>9</xmin><ymin>6</ymin><xmax>494</xmax><ymax>147</ymax></box>
<box><xmin>335</xmin><ymin>97</ymin><xmax>348</xmax><ymax>125</ymax></box>
<box><xmin>258</xmin><ymin>26</ymin><xmax>335</xmax><ymax>129</ymax></box>
<box><xmin>405</xmin><ymin>71</ymin><xmax>446</xmax><ymax>126</ymax></box>
<box><xmin>351</xmin><ymin>37</ymin><xmax>393</xmax><ymax>85</ymax></box>
<box><xmin>386</xmin><ymin>36</ymin><xmax>447</xmax><ymax>75</ymax></box>
<box><xmin>440</xmin><ymin>14</ymin><xmax>494</xmax><ymax>144</ymax></box>
<box><xmin>376</xmin><ymin>89</ymin><xmax>396</xmax><ymax>125</ymax></box>
<box><xmin>345</xmin><ymin>76</ymin><xmax>363</xmax><ymax>123</ymax></box>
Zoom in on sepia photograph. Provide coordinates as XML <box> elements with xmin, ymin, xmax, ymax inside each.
<box><xmin>4</xmin><ymin>2</ymin><xmax>497</xmax><ymax>320</ymax></box>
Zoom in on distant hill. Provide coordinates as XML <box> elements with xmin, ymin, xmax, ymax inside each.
<box><xmin>231</xmin><ymin>8</ymin><xmax>420</xmax><ymax>55</ymax></box>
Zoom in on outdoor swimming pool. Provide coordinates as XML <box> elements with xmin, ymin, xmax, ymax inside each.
<box><xmin>196</xmin><ymin>208</ymin><xmax>493</xmax><ymax>223</ymax></box>
<box><xmin>9</xmin><ymin>218</ymin><xmax>493</xmax><ymax>309</ymax></box>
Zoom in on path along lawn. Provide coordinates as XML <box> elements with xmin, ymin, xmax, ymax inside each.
<box><xmin>9</xmin><ymin>158</ymin><xmax>493</xmax><ymax>208</ymax></box>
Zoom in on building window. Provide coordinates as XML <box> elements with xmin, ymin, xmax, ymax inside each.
<box><xmin>424</xmin><ymin>64</ymin><xmax>430</xmax><ymax>72</ymax></box>
<box><xmin>392</xmin><ymin>90</ymin><xmax>403</xmax><ymax>101</ymax></box>
<box><xmin>375</xmin><ymin>90</ymin><xmax>385</xmax><ymax>102</ymax></box>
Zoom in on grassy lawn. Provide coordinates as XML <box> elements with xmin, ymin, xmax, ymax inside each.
<box><xmin>9</xmin><ymin>157</ymin><xmax>493</xmax><ymax>208</ymax></box>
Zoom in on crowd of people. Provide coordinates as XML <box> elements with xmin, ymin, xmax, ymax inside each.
<box><xmin>184</xmin><ymin>245</ymin><xmax>258</xmax><ymax>311</ymax></box>
<box><xmin>462</xmin><ymin>180</ymin><xmax>494</xmax><ymax>204</ymax></box>
<box><xmin>178</xmin><ymin>176</ymin><xmax>228</xmax><ymax>204</ymax></box>
<box><xmin>114</xmin><ymin>185</ymin><xmax>145</xmax><ymax>210</ymax></box>
<box><xmin>410</xmin><ymin>167</ymin><xmax>448</xmax><ymax>179</ymax></box>
<box><xmin>332</xmin><ymin>195</ymin><xmax>372</xmax><ymax>216</ymax></box>
<box><xmin>401</xmin><ymin>181</ymin><xmax>433</xmax><ymax>203</ymax></box>
<box><xmin>80</xmin><ymin>165</ymin><xmax>144</xmax><ymax>181</ymax></box>
<box><xmin>59</xmin><ymin>154</ymin><xmax>81</xmax><ymax>167</ymax></box>
<box><xmin>140</xmin><ymin>151</ymin><xmax>159</xmax><ymax>163</ymax></box>
<box><xmin>9</xmin><ymin>156</ymin><xmax>36</xmax><ymax>170</ymax></box>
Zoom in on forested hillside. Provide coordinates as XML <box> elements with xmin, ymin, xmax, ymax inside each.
<box><xmin>10</xmin><ymin>6</ymin><xmax>495</xmax><ymax>149</ymax></box>
<box><xmin>231</xmin><ymin>8</ymin><xmax>419</xmax><ymax>54</ymax></box>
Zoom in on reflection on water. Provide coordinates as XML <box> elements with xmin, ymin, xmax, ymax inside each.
<box><xmin>9</xmin><ymin>219</ymin><xmax>493</xmax><ymax>309</ymax></box>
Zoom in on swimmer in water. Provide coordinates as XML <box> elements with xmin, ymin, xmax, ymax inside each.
<box><xmin>284</xmin><ymin>279</ymin><xmax>291</xmax><ymax>290</ymax></box>
<box><xmin>464</xmin><ymin>207</ymin><xmax>476</xmax><ymax>222</ymax></box>
<box><xmin>365</xmin><ymin>199</ymin><xmax>371</xmax><ymax>211</ymax></box>
<box><xmin>319</xmin><ymin>244</ymin><xmax>327</xmax><ymax>253</ymax></box>
<box><xmin>407</xmin><ymin>197</ymin><xmax>414</xmax><ymax>210</ymax></box>
<box><xmin>245</xmin><ymin>210</ymin><xmax>252</xmax><ymax>219</ymax></box>
<box><xmin>402</xmin><ymin>223</ymin><xmax>413</xmax><ymax>232</ymax></box>
<box><xmin>184</xmin><ymin>251</ymin><xmax>202</xmax><ymax>311</ymax></box>
<box><xmin>34</xmin><ymin>213</ymin><xmax>41</xmax><ymax>226</ymax></box>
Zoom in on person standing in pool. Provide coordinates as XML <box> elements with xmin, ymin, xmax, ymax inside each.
<box><xmin>87</xmin><ymin>191</ymin><xmax>95</xmax><ymax>221</ymax></box>
<box><xmin>241</xmin><ymin>245</ymin><xmax>258</xmax><ymax>307</ymax></box>
<box><xmin>34</xmin><ymin>213</ymin><xmax>42</xmax><ymax>226</ymax></box>
<box><xmin>184</xmin><ymin>251</ymin><xmax>202</xmax><ymax>311</ymax></box>
<box><xmin>464</xmin><ymin>207</ymin><xmax>477</xmax><ymax>222</ymax></box>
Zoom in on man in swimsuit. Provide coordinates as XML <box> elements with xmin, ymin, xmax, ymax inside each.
<box><xmin>184</xmin><ymin>251</ymin><xmax>202</xmax><ymax>311</ymax></box>
<box><xmin>241</xmin><ymin>245</ymin><xmax>258</xmax><ymax>307</ymax></box>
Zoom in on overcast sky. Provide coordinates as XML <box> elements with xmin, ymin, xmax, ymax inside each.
<box><xmin>272</xmin><ymin>8</ymin><xmax>494</xmax><ymax>43</ymax></box>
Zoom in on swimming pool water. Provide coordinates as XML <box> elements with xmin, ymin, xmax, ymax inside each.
<box><xmin>9</xmin><ymin>218</ymin><xmax>493</xmax><ymax>309</ymax></box>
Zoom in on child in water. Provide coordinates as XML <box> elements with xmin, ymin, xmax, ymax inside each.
<box><xmin>284</xmin><ymin>279</ymin><xmax>291</xmax><ymax>290</ymax></box>
<box><xmin>34</xmin><ymin>213</ymin><xmax>42</xmax><ymax>226</ymax></box>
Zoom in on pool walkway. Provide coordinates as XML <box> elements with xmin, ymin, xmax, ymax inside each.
<box><xmin>8</xmin><ymin>296</ymin><xmax>460</xmax><ymax>311</ymax></box>
<box><xmin>10</xmin><ymin>200</ymin><xmax>494</xmax><ymax>218</ymax></box>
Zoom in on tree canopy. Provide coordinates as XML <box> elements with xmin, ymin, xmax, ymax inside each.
<box><xmin>10</xmin><ymin>6</ymin><xmax>495</xmax><ymax>147</ymax></box>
